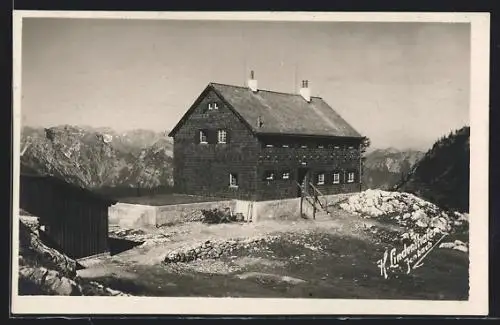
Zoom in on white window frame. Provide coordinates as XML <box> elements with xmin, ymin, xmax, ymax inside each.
<box><xmin>208</xmin><ymin>102</ymin><xmax>218</xmax><ymax>110</ymax></box>
<box><xmin>265</xmin><ymin>171</ymin><xmax>275</xmax><ymax>181</ymax></box>
<box><xmin>217</xmin><ymin>129</ymin><xmax>227</xmax><ymax>144</ymax></box>
<box><xmin>317</xmin><ymin>173</ymin><xmax>325</xmax><ymax>185</ymax></box>
<box><xmin>281</xmin><ymin>144</ymin><xmax>289</xmax><ymax>148</ymax></box>
<box><xmin>265</xmin><ymin>144</ymin><xmax>274</xmax><ymax>148</ymax></box>
<box><xmin>199</xmin><ymin>130</ymin><xmax>208</xmax><ymax>144</ymax></box>
<box><xmin>333</xmin><ymin>173</ymin><xmax>340</xmax><ymax>184</ymax></box>
<box><xmin>348</xmin><ymin>172</ymin><xmax>355</xmax><ymax>183</ymax></box>
<box><xmin>282</xmin><ymin>171</ymin><xmax>290</xmax><ymax>180</ymax></box>
<box><xmin>301</xmin><ymin>145</ymin><xmax>308</xmax><ymax>148</ymax></box>
<box><xmin>229</xmin><ymin>173</ymin><xmax>238</xmax><ymax>188</ymax></box>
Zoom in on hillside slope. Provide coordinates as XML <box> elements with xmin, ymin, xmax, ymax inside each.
<box><xmin>20</xmin><ymin>125</ymin><xmax>174</xmax><ymax>192</ymax></box>
<box><xmin>362</xmin><ymin>148</ymin><xmax>424</xmax><ymax>190</ymax></box>
<box><xmin>396</xmin><ymin>126</ymin><xmax>470</xmax><ymax>212</ymax></box>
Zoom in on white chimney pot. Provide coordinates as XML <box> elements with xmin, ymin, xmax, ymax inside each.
<box><xmin>247</xmin><ymin>70</ymin><xmax>258</xmax><ymax>92</ymax></box>
<box><xmin>300</xmin><ymin>80</ymin><xmax>311</xmax><ymax>102</ymax></box>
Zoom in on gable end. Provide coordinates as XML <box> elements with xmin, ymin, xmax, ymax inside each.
<box><xmin>168</xmin><ymin>84</ymin><xmax>257</xmax><ymax>138</ymax></box>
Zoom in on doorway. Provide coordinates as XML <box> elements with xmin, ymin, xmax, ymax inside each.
<box><xmin>297</xmin><ymin>167</ymin><xmax>309</xmax><ymax>197</ymax></box>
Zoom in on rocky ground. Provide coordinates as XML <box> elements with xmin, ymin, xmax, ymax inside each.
<box><xmin>337</xmin><ymin>189</ymin><xmax>469</xmax><ymax>252</ymax></box>
<box><xmin>73</xmin><ymin>190</ymin><xmax>469</xmax><ymax>299</ymax></box>
<box><xmin>18</xmin><ymin>215</ymin><xmax>131</xmax><ymax>296</ymax></box>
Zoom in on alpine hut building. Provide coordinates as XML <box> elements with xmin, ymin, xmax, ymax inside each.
<box><xmin>168</xmin><ymin>72</ymin><xmax>365</xmax><ymax>201</ymax></box>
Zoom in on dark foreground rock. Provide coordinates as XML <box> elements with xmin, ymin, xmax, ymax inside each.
<box><xmin>18</xmin><ymin>219</ymin><xmax>131</xmax><ymax>296</ymax></box>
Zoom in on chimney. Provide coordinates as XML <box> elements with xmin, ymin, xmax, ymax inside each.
<box><xmin>247</xmin><ymin>70</ymin><xmax>258</xmax><ymax>92</ymax></box>
<box><xmin>299</xmin><ymin>80</ymin><xmax>311</xmax><ymax>102</ymax></box>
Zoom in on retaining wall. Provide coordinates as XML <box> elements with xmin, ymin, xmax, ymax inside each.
<box><xmin>108</xmin><ymin>193</ymin><xmax>356</xmax><ymax>227</ymax></box>
<box><xmin>248</xmin><ymin>193</ymin><xmax>353</xmax><ymax>222</ymax></box>
<box><xmin>108</xmin><ymin>203</ymin><xmax>156</xmax><ymax>228</ymax></box>
<box><xmin>155</xmin><ymin>200</ymin><xmax>235</xmax><ymax>226</ymax></box>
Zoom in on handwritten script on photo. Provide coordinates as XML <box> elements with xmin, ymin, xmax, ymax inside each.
<box><xmin>377</xmin><ymin>227</ymin><xmax>448</xmax><ymax>279</ymax></box>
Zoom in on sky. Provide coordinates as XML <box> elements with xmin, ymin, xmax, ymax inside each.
<box><xmin>21</xmin><ymin>18</ymin><xmax>470</xmax><ymax>151</ymax></box>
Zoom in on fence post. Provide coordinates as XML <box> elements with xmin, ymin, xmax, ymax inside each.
<box><xmin>313</xmin><ymin>193</ymin><xmax>317</xmax><ymax>220</ymax></box>
<box><xmin>300</xmin><ymin>192</ymin><xmax>303</xmax><ymax>218</ymax></box>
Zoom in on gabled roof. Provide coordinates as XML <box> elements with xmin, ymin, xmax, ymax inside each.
<box><xmin>20</xmin><ymin>163</ymin><xmax>117</xmax><ymax>205</ymax></box>
<box><xmin>169</xmin><ymin>82</ymin><xmax>363</xmax><ymax>139</ymax></box>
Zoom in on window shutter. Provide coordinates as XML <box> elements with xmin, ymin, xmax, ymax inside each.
<box><xmin>194</xmin><ymin>130</ymin><xmax>200</xmax><ymax>144</ymax></box>
<box><xmin>208</xmin><ymin>129</ymin><xmax>217</xmax><ymax>144</ymax></box>
<box><xmin>225</xmin><ymin>130</ymin><xmax>231</xmax><ymax>144</ymax></box>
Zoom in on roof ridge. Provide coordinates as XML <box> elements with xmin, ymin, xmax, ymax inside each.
<box><xmin>209</xmin><ymin>82</ymin><xmax>323</xmax><ymax>99</ymax></box>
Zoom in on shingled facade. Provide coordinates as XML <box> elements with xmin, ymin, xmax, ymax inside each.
<box><xmin>168</xmin><ymin>74</ymin><xmax>364</xmax><ymax>201</ymax></box>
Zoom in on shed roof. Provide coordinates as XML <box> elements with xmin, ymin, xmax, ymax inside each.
<box><xmin>169</xmin><ymin>83</ymin><xmax>363</xmax><ymax>139</ymax></box>
<box><xmin>20</xmin><ymin>164</ymin><xmax>117</xmax><ymax>205</ymax></box>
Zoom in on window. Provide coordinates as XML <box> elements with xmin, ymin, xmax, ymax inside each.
<box><xmin>317</xmin><ymin>173</ymin><xmax>325</xmax><ymax>185</ymax></box>
<box><xmin>301</xmin><ymin>145</ymin><xmax>308</xmax><ymax>149</ymax></box>
<box><xmin>282</xmin><ymin>144</ymin><xmax>289</xmax><ymax>148</ymax></box>
<box><xmin>348</xmin><ymin>172</ymin><xmax>355</xmax><ymax>183</ymax></box>
<box><xmin>264</xmin><ymin>171</ymin><xmax>275</xmax><ymax>181</ymax></box>
<box><xmin>217</xmin><ymin>129</ymin><xmax>227</xmax><ymax>143</ymax></box>
<box><xmin>334</xmin><ymin>145</ymin><xmax>340</xmax><ymax>149</ymax></box>
<box><xmin>282</xmin><ymin>171</ymin><xmax>290</xmax><ymax>180</ymax></box>
<box><xmin>318</xmin><ymin>145</ymin><xmax>324</xmax><ymax>149</ymax></box>
<box><xmin>265</xmin><ymin>144</ymin><xmax>274</xmax><ymax>148</ymax></box>
<box><xmin>229</xmin><ymin>173</ymin><xmax>238</xmax><ymax>187</ymax></box>
<box><xmin>199</xmin><ymin>130</ymin><xmax>208</xmax><ymax>144</ymax></box>
<box><xmin>348</xmin><ymin>146</ymin><xmax>354</xmax><ymax>149</ymax></box>
<box><xmin>208</xmin><ymin>102</ymin><xmax>218</xmax><ymax>110</ymax></box>
<box><xmin>333</xmin><ymin>173</ymin><xmax>340</xmax><ymax>184</ymax></box>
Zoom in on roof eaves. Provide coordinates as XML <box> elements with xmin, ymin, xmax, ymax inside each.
<box><xmin>255</xmin><ymin>131</ymin><xmax>364</xmax><ymax>139</ymax></box>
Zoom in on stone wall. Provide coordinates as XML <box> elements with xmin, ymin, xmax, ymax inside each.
<box><xmin>163</xmin><ymin>235</ymin><xmax>281</xmax><ymax>263</ymax></box>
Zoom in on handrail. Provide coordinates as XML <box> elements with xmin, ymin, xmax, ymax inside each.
<box><xmin>308</xmin><ymin>183</ymin><xmax>325</xmax><ymax>197</ymax></box>
<box><xmin>297</xmin><ymin>180</ymin><xmax>331</xmax><ymax>219</ymax></box>
<box><xmin>308</xmin><ymin>182</ymin><xmax>329</xmax><ymax>214</ymax></box>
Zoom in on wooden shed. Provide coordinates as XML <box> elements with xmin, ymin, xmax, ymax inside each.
<box><xmin>19</xmin><ymin>165</ymin><xmax>117</xmax><ymax>259</ymax></box>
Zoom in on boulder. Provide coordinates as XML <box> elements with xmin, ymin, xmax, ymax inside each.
<box><xmin>453</xmin><ymin>245</ymin><xmax>468</xmax><ymax>253</ymax></box>
<box><xmin>439</xmin><ymin>242</ymin><xmax>456</xmax><ymax>249</ymax></box>
<box><xmin>415</xmin><ymin>219</ymin><xmax>429</xmax><ymax>228</ymax></box>
<box><xmin>454</xmin><ymin>240</ymin><xmax>467</xmax><ymax>247</ymax></box>
<box><xmin>411</xmin><ymin>210</ymin><xmax>427</xmax><ymax>221</ymax></box>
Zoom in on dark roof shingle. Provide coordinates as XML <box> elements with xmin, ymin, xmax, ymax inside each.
<box><xmin>19</xmin><ymin>163</ymin><xmax>117</xmax><ymax>205</ymax></box>
<box><xmin>210</xmin><ymin>83</ymin><xmax>363</xmax><ymax>138</ymax></box>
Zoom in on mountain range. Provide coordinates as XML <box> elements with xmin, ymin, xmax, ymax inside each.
<box><xmin>362</xmin><ymin>148</ymin><xmax>425</xmax><ymax>190</ymax></box>
<box><xmin>20</xmin><ymin>125</ymin><xmax>174</xmax><ymax>194</ymax></box>
<box><xmin>20</xmin><ymin>124</ymin><xmax>470</xmax><ymax>212</ymax></box>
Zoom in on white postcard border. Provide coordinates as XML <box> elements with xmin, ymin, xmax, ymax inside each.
<box><xmin>11</xmin><ymin>10</ymin><xmax>490</xmax><ymax>316</ymax></box>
